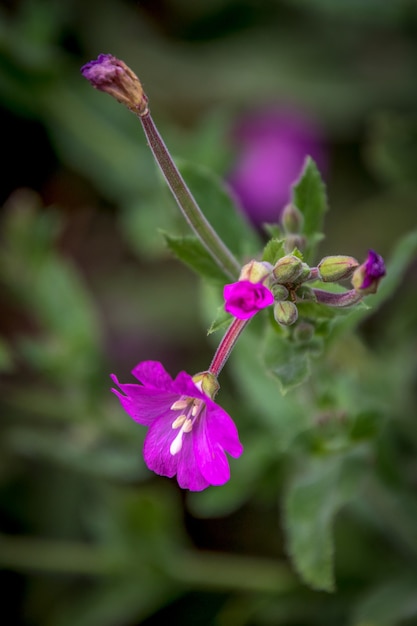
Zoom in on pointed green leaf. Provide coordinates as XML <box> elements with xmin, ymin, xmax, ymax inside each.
<box><xmin>178</xmin><ymin>160</ymin><xmax>261</xmax><ymax>258</ymax></box>
<box><xmin>284</xmin><ymin>452</ymin><xmax>366</xmax><ymax>591</ymax></box>
<box><xmin>163</xmin><ymin>232</ymin><xmax>228</xmax><ymax>283</ymax></box>
<box><xmin>207</xmin><ymin>307</ymin><xmax>232</xmax><ymax>335</ymax></box>
<box><xmin>262</xmin><ymin>238</ymin><xmax>286</xmax><ymax>264</ymax></box>
<box><xmin>292</xmin><ymin>157</ymin><xmax>328</xmax><ymax>263</ymax></box>
<box><xmin>262</xmin><ymin>327</ymin><xmax>313</xmax><ymax>394</ymax></box>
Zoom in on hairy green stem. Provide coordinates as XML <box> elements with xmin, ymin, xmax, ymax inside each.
<box><xmin>139</xmin><ymin>113</ymin><xmax>241</xmax><ymax>280</ymax></box>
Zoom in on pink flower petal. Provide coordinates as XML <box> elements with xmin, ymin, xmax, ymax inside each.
<box><xmin>224</xmin><ymin>280</ymin><xmax>274</xmax><ymax>319</ymax></box>
<box><xmin>132</xmin><ymin>360</ymin><xmax>174</xmax><ymax>389</ymax></box>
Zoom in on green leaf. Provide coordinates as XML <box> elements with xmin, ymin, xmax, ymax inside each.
<box><xmin>0</xmin><ymin>193</ymin><xmax>102</xmax><ymax>382</ymax></box>
<box><xmin>178</xmin><ymin>160</ymin><xmax>261</xmax><ymax>258</ymax></box>
<box><xmin>163</xmin><ymin>232</ymin><xmax>229</xmax><ymax>283</ymax></box>
<box><xmin>367</xmin><ymin>112</ymin><xmax>417</xmax><ymax>187</ymax></box>
<box><xmin>0</xmin><ymin>339</ymin><xmax>14</xmax><ymax>373</ymax></box>
<box><xmin>284</xmin><ymin>451</ymin><xmax>366</xmax><ymax>591</ymax></box>
<box><xmin>262</xmin><ymin>326</ymin><xmax>313</xmax><ymax>394</ymax></box>
<box><xmin>352</xmin><ymin>574</ymin><xmax>417</xmax><ymax>626</ymax></box>
<box><xmin>292</xmin><ymin>157</ymin><xmax>328</xmax><ymax>263</ymax></box>
<box><xmin>207</xmin><ymin>306</ymin><xmax>232</xmax><ymax>335</ymax></box>
<box><xmin>262</xmin><ymin>238</ymin><xmax>286</xmax><ymax>264</ymax></box>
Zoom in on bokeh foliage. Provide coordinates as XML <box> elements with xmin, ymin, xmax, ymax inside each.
<box><xmin>1</xmin><ymin>1</ymin><xmax>417</xmax><ymax>625</ymax></box>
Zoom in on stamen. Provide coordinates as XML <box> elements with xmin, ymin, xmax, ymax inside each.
<box><xmin>170</xmin><ymin>398</ymin><xmax>189</xmax><ymax>411</ymax></box>
<box><xmin>172</xmin><ymin>414</ymin><xmax>187</xmax><ymax>429</ymax></box>
<box><xmin>182</xmin><ymin>418</ymin><xmax>193</xmax><ymax>433</ymax></box>
<box><xmin>191</xmin><ymin>400</ymin><xmax>205</xmax><ymax>417</ymax></box>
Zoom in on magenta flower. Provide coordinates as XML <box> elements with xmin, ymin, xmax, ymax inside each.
<box><xmin>352</xmin><ymin>249</ymin><xmax>386</xmax><ymax>294</ymax></box>
<box><xmin>111</xmin><ymin>361</ymin><xmax>243</xmax><ymax>491</ymax></box>
<box><xmin>227</xmin><ymin>106</ymin><xmax>327</xmax><ymax>225</ymax></box>
<box><xmin>224</xmin><ymin>280</ymin><xmax>274</xmax><ymax>319</ymax></box>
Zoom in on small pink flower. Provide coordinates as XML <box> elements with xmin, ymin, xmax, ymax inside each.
<box><xmin>111</xmin><ymin>361</ymin><xmax>243</xmax><ymax>491</ymax></box>
<box><xmin>224</xmin><ymin>280</ymin><xmax>274</xmax><ymax>319</ymax></box>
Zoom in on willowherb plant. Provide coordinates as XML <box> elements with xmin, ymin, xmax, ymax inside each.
<box><xmin>81</xmin><ymin>53</ymin><xmax>386</xmax><ymax>495</ymax></box>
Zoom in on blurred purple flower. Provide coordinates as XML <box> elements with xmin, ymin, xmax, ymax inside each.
<box><xmin>111</xmin><ymin>361</ymin><xmax>243</xmax><ymax>490</ymax></box>
<box><xmin>227</xmin><ymin>106</ymin><xmax>327</xmax><ymax>225</ymax></box>
<box><xmin>224</xmin><ymin>280</ymin><xmax>274</xmax><ymax>319</ymax></box>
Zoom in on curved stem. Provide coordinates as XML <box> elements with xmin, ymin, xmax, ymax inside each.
<box><xmin>139</xmin><ymin>113</ymin><xmax>241</xmax><ymax>281</ymax></box>
<box><xmin>209</xmin><ymin>318</ymin><xmax>250</xmax><ymax>377</ymax></box>
<box><xmin>313</xmin><ymin>288</ymin><xmax>363</xmax><ymax>307</ymax></box>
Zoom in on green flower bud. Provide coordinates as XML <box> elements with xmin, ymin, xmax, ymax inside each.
<box><xmin>273</xmin><ymin>255</ymin><xmax>303</xmax><ymax>283</ymax></box>
<box><xmin>293</xmin><ymin>321</ymin><xmax>315</xmax><ymax>343</ymax></box>
<box><xmin>273</xmin><ymin>301</ymin><xmax>299</xmax><ymax>326</ymax></box>
<box><xmin>271</xmin><ymin>284</ymin><xmax>289</xmax><ymax>301</ymax></box>
<box><xmin>284</xmin><ymin>234</ymin><xmax>306</xmax><ymax>255</ymax></box>
<box><xmin>318</xmin><ymin>255</ymin><xmax>359</xmax><ymax>282</ymax></box>
<box><xmin>295</xmin><ymin>285</ymin><xmax>316</xmax><ymax>302</ymax></box>
<box><xmin>281</xmin><ymin>203</ymin><xmax>304</xmax><ymax>234</ymax></box>
<box><xmin>192</xmin><ymin>371</ymin><xmax>219</xmax><ymax>399</ymax></box>
<box><xmin>239</xmin><ymin>260</ymin><xmax>273</xmax><ymax>284</ymax></box>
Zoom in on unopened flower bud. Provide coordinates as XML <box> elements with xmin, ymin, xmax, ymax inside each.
<box><xmin>281</xmin><ymin>203</ymin><xmax>304</xmax><ymax>234</ymax></box>
<box><xmin>271</xmin><ymin>284</ymin><xmax>289</xmax><ymax>301</ymax></box>
<box><xmin>81</xmin><ymin>54</ymin><xmax>149</xmax><ymax>115</ymax></box>
<box><xmin>284</xmin><ymin>234</ymin><xmax>306</xmax><ymax>254</ymax></box>
<box><xmin>239</xmin><ymin>260</ymin><xmax>272</xmax><ymax>284</ymax></box>
<box><xmin>294</xmin><ymin>321</ymin><xmax>315</xmax><ymax>343</ymax></box>
<box><xmin>318</xmin><ymin>255</ymin><xmax>359</xmax><ymax>282</ymax></box>
<box><xmin>273</xmin><ymin>255</ymin><xmax>303</xmax><ymax>283</ymax></box>
<box><xmin>295</xmin><ymin>285</ymin><xmax>316</xmax><ymax>302</ymax></box>
<box><xmin>351</xmin><ymin>249</ymin><xmax>386</xmax><ymax>294</ymax></box>
<box><xmin>273</xmin><ymin>301</ymin><xmax>298</xmax><ymax>326</ymax></box>
<box><xmin>192</xmin><ymin>371</ymin><xmax>219</xmax><ymax>400</ymax></box>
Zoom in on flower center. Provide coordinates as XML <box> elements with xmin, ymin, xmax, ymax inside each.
<box><xmin>169</xmin><ymin>396</ymin><xmax>205</xmax><ymax>455</ymax></box>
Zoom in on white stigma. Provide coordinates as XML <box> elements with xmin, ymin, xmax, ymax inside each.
<box><xmin>169</xmin><ymin>397</ymin><xmax>205</xmax><ymax>456</ymax></box>
<box><xmin>170</xmin><ymin>429</ymin><xmax>184</xmax><ymax>455</ymax></box>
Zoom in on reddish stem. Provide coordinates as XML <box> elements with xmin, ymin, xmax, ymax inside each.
<box><xmin>209</xmin><ymin>318</ymin><xmax>250</xmax><ymax>377</ymax></box>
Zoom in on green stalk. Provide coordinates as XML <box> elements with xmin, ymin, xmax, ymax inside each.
<box><xmin>139</xmin><ymin>113</ymin><xmax>241</xmax><ymax>280</ymax></box>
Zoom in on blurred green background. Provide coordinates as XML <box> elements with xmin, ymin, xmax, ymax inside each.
<box><xmin>1</xmin><ymin>1</ymin><xmax>417</xmax><ymax>625</ymax></box>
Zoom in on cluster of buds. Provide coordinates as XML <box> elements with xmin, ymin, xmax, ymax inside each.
<box><xmin>224</xmin><ymin>249</ymin><xmax>386</xmax><ymax>327</ymax></box>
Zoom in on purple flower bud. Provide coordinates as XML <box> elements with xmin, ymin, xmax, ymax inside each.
<box><xmin>227</xmin><ymin>106</ymin><xmax>327</xmax><ymax>225</ymax></box>
<box><xmin>352</xmin><ymin>249</ymin><xmax>386</xmax><ymax>294</ymax></box>
<box><xmin>224</xmin><ymin>280</ymin><xmax>274</xmax><ymax>319</ymax></box>
<box><xmin>81</xmin><ymin>53</ymin><xmax>148</xmax><ymax>115</ymax></box>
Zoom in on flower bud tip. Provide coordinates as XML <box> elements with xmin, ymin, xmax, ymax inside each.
<box><xmin>352</xmin><ymin>249</ymin><xmax>386</xmax><ymax>294</ymax></box>
<box><xmin>81</xmin><ymin>53</ymin><xmax>148</xmax><ymax>115</ymax></box>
